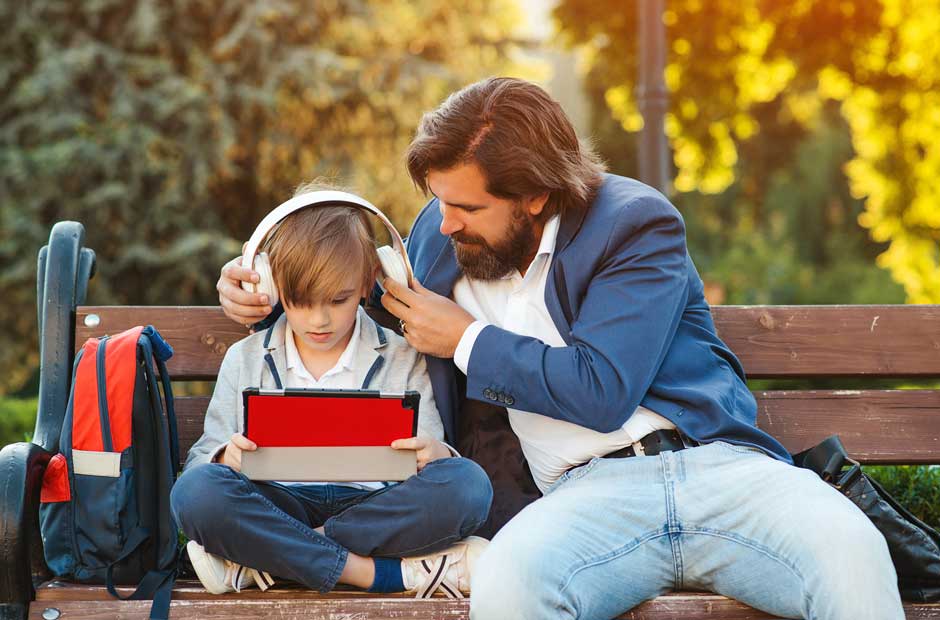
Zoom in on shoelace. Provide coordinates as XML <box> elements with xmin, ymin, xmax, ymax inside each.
<box><xmin>230</xmin><ymin>564</ymin><xmax>275</xmax><ymax>593</ymax></box>
<box><xmin>414</xmin><ymin>554</ymin><xmax>464</xmax><ymax>599</ymax></box>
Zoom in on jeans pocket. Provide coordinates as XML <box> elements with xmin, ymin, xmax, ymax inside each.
<box><xmin>711</xmin><ymin>441</ymin><xmax>768</xmax><ymax>457</ymax></box>
<box><xmin>545</xmin><ymin>457</ymin><xmax>601</xmax><ymax>496</ymax></box>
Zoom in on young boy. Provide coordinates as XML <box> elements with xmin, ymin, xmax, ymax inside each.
<box><xmin>170</xmin><ymin>184</ymin><xmax>493</xmax><ymax>598</ymax></box>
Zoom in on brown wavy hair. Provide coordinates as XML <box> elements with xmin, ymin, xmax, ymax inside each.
<box><xmin>407</xmin><ymin>77</ymin><xmax>606</xmax><ymax>219</ymax></box>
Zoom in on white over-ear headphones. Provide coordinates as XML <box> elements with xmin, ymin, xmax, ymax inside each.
<box><xmin>240</xmin><ymin>190</ymin><xmax>413</xmax><ymax>307</ymax></box>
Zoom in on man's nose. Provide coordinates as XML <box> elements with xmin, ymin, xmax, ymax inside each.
<box><xmin>439</xmin><ymin>203</ymin><xmax>463</xmax><ymax>237</ymax></box>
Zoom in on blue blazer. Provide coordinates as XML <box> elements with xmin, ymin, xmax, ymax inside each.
<box><xmin>406</xmin><ymin>173</ymin><xmax>791</xmax><ymax>463</ymax></box>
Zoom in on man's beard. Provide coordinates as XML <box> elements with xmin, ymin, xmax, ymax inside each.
<box><xmin>450</xmin><ymin>206</ymin><xmax>537</xmax><ymax>280</ymax></box>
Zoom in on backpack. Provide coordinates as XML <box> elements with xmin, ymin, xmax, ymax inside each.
<box><xmin>39</xmin><ymin>325</ymin><xmax>180</xmax><ymax>619</ymax></box>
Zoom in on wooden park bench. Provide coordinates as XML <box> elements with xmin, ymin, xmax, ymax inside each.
<box><xmin>2</xmin><ymin>222</ymin><xmax>939</xmax><ymax>619</ymax></box>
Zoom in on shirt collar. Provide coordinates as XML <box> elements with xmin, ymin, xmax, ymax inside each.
<box><xmin>284</xmin><ymin>309</ymin><xmax>362</xmax><ymax>380</ymax></box>
<box><xmin>536</xmin><ymin>215</ymin><xmax>561</xmax><ymax>260</ymax></box>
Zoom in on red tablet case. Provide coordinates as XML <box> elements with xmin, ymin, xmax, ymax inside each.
<box><xmin>242</xmin><ymin>389</ymin><xmax>419</xmax><ymax>447</ymax></box>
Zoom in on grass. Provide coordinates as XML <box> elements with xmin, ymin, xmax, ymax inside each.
<box><xmin>0</xmin><ymin>397</ymin><xmax>36</xmax><ymax>448</ymax></box>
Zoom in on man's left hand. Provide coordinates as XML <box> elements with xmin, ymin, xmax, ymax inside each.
<box><xmin>381</xmin><ymin>277</ymin><xmax>475</xmax><ymax>358</ymax></box>
<box><xmin>391</xmin><ymin>436</ymin><xmax>452</xmax><ymax>470</ymax></box>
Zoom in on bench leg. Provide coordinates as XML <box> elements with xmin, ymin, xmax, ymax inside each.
<box><xmin>0</xmin><ymin>442</ymin><xmax>52</xmax><ymax>620</ymax></box>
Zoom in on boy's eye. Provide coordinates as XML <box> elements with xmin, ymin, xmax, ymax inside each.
<box><xmin>332</xmin><ymin>297</ymin><xmax>350</xmax><ymax>305</ymax></box>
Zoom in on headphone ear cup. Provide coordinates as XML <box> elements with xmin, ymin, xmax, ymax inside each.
<box><xmin>253</xmin><ymin>252</ymin><xmax>279</xmax><ymax>307</ymax></box>
<box><xmin>376</xmin><ymin>245</ymin><xmax>409</xmax><ymax>289</ymax></box>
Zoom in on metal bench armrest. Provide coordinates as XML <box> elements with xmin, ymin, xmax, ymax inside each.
<box><xmin>0</xmin><ymin>442</ymin><xmax>52</xmax><ymax>620</ymax></box>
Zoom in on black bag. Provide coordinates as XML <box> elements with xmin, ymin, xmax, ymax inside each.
<box><xmin>793</xmin><ymin>435</ymin><xmax>940</xmax><ymax>602</ymax></box>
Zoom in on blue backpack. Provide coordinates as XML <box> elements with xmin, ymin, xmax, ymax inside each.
<box><xmin>39</xmin><ymin>325</ymin><xmax>180</xmax><ymax>619</ymax></box>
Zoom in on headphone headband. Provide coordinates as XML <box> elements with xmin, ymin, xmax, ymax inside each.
<box><xmin>240</xmin><ymin>190</ymin><xmax>413</xmax><ymax>285</ymax></box>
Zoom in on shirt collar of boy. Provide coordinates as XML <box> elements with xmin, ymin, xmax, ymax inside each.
<box><xmin>283</xmin><ymin>307</ymin><xmax>363</xmax><ymax>383</ymax></box>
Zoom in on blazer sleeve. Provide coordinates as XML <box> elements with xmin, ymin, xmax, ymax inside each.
<box><xmin>184</xmin><ymin>346</ymin><xmax>243</xmax><ymax>471</ymax></box>
<box><xmin>464</xmin><ymin>196</ymin><xmax>689</xmax><ymax>433</ymax></box>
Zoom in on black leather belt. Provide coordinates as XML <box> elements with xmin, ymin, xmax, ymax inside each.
<box><xmin>602</xmin><ymin>429</ymin><xmax>693</xmax><ymax>459</ymax></box>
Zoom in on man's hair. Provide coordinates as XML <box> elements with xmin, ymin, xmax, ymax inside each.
<box><xmin>406</xmin><ymin>77</ymin><xmax>606</xmax><ymax>219</ymax></box>
<box><xmin>263</xmin><ymin>180</ymin><xmax>378</xmax><ymax>307</ymax></box>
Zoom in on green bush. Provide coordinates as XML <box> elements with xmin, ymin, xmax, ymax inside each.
<box><xmin>867</xmin><ymin>465</ymin><xmax>940</xmax><ymax>531</ymax></box>
<box><xmin>0</xmin><ymin>397</ymin><xmax>37</xmax><ymax>448</ymax></box>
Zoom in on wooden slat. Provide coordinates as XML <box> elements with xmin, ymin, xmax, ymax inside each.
<box><xmin>78</xmin><ymin>305</ymin><xmax>940</xmax><ymax>380</ymax></box>
<box><xmin>174</xmin><ymin>391</ymin><xmax>940</xmax><ymax>465</ymax></box>
<box><xmin>755</xmin><ymin>390</ymin><xmax>940</xmax><ymax>462</ymax></box>
<box><xmin>76</xmin><ymin>307</ymin><xmax>245</xmax><ymax>380</ymax></box>
<box><xmin>30</xmin><ymin>582</ymin><xmax>940</xmax><ymax>619</ymax></box>
<box><xmin>713</xmin><ymin>305</ymin><xmax>940</xmax><ymax>378</ymax></box>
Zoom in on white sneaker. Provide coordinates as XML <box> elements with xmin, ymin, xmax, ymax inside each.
<box><xmin>186</xmin><ymin>540</ymin><xmax>275</xmax><ymax>594</ymax></box>
<box><xmin>401</xmin><ymin>536</ymin><xmax>489</xmax><ymax>599</ymax></box>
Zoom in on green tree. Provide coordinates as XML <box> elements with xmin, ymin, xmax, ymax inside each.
<box><xmin>0</xmin><ymin>0</ymin><xmax>521</xmax><ymax>394</ymax></box>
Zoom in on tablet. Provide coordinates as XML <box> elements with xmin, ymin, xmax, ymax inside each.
<box><xmin>240</xmin><ymin>388</ymin><xmax>419</xmax><ymax>482</ymax></box>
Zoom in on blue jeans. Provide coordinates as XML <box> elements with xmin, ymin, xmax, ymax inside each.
<box><xmin>170</xmin><ymin>457</ymin><xmax>492</xmax><ymax>592</ymax></box>
<box><xmin>470</xmin><ymin>441</ymin><xmax>904</xmax><ymax>620</ymax></box>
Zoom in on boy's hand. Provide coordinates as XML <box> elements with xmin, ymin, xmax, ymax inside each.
<box><xmin>391</xmin><ymin>436</ymin><xmax>452</xmax><ymax>471</ymax></box>
<box><xmin>217</xmin><ymin>433</ymin><xmax>257</xmax><ymax>472</ymax></box>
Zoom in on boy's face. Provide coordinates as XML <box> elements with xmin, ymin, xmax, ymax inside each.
<box><xmin>282</xmin><ymin>270</ymin><xmax>367</xmax><ymax>358</ymax></box>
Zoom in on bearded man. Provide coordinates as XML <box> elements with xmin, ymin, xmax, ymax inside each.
<box><xmin>217</xmin><ymin>77</ymin><xmax>903</xmax><ymax>620</ymax></box>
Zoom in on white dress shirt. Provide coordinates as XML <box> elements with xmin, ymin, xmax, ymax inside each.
<box><xmin>452</xmin><ymin>215</ymin><xmax>676</xmax><ymax>493</ymax></box>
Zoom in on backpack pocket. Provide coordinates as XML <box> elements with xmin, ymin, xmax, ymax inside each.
<box><xmin>39</xmin><ymin>453</ymin><xmax>75</xmax><ymax>576</ymax></box>
<box><xmin>71</xmin><ymin>448</ymin><xmax>137</xmax><ymax>579</ymax></box>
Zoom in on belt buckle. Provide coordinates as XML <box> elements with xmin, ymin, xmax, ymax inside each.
<box><xmin>631</xmin><ymin>440</ymin><xmax>646</xmax><ymax>457</ymax></box>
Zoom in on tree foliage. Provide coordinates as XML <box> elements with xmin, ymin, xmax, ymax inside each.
<box><xmin>0</xmin><ymin>0</ymin><xmax>520</xmax><ymax>394</ymax></box>
<box><xmin>555</xmin><ymin>0</ymin><xmax>939</xmax><ymax>302</ymax></box>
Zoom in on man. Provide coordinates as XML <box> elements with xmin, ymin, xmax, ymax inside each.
<box><xmin>217</xmin><ymin>78</ymin><xmax>903</xmax><ymax>619</ymax></box>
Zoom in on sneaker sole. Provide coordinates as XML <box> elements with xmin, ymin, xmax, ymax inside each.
<box><xmin>187</xmin><ymin>540</ymin><xmax>234</xmax><ymax>595</ymax></box>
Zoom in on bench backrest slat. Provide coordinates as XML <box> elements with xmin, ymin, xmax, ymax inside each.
<box><xmin>77</xmin><ymin>305</ymin><xmax>940</xmax><ymax>379</ymax></box>
<box><xmin>76</xmin><ymin>306</ymin><xmax>940</xmax><ymax>466</ymax></box>
<box><xmin>172</xmin><ymin>390</ymin><xmax>940</xmax><ymax>465</ymax></box>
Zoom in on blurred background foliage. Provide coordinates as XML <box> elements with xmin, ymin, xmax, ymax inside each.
<box><xmin>1</xmin><ymin>0</ymin><xmax>522</xmax><ymax>395</ymax></box>
<box><xmin>0</xmin><ymin>0</ymin><xmax>937</xmax><ymax>525</ymax></box>
<box><xmin>555</xmin><ymin>0</ymin><xmax>938</xmax><ymax>305</ymax></box>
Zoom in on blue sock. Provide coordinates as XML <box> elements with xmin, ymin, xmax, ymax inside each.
<box><xmin>368</xmin><ymin>557</ymin><xmax>404</xmax><ymax>593</ymax></box>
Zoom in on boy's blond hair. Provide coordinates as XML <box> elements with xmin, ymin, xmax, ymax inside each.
<box><xmin>263</xmin><ymin>180</ymin><xmax>379</xmax><ymax>307</ymax></box>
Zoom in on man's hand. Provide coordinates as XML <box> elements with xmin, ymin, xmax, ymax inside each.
<box><xmin>390</xmin><ymin>436</ymin><xmax>452</xmax><ymax>470</ymax></box>
<box><xmin>216</xmin><ymin>433</ymin><xmax>257</xmax><ymax>472</ymax></box>
<box><xmin>217</xmin><ymin>252</ymin><xmax>272</xmax><ymax>328</ymax></box>
<box><xmin>380</xmin><ymin>278</ymin><xmax>475</xmax><ymax>358</ymax></box>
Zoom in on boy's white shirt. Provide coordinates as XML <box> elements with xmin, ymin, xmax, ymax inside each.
<box><xmin>185</xmin><ymin>306</ymin><xmax>448</xmax><ymax>482</ymax></box>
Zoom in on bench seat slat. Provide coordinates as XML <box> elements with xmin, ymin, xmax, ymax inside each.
<box><xmin>77</xmin><ymin>305</ymin><xmax>940</xmax><ymax>380</ymax></box>
<box><xmin>31</xmin><ymin>582</ymin><xmax>940</xmax><ymax>619</ymax></box>
<box><xmin>174</xmin><ymin>390</ymin><xmax>940</xmax><ymax>465</ymax></box>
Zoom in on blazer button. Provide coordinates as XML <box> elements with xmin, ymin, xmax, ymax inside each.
<box><xmin>505</xmin><ymin>396</ymin><xmax>515</xmax><ymax>406</ymax></box>
<box><xmin>496</xmin><ymin>393</ymin><xmax>506</xmax><ymax>403</ymax></box>
<box><xmin>483</xmin><ymin>388</ymin><xmax>495</xmax><ymax>400</ymax></box>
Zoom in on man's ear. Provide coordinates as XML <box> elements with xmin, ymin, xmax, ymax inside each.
<box><xmin>526</xmin><ymin>192</ymin><xmax>550</xmax><ymax>217</ymax></box>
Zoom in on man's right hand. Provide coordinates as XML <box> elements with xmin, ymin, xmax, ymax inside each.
<box><xmin>217</xmin><ymin>433</ymin><xmax>257</xmax><ymax>472</ymax></box>
<box><xmin>217</xmin><ymin>254</ymin><xmax>272</xmax><ymax>327</ymax></box>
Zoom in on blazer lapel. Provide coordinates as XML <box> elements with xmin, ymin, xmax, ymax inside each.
<box><xmin>420</xmin><ymin>238</ymin><xmax>461</xmax><ymax>298</ymax></box>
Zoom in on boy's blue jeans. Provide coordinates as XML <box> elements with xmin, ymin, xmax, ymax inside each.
<box><xmin>470</xmin><ymin>441</ymin><xmax>905</xmax><ymax>620</ymax></box>
<box><xmin>170</xmin><ymin>457</ymin><xmax>493</xmax><ymax>592</ymax></box>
